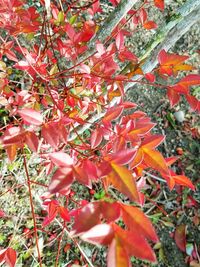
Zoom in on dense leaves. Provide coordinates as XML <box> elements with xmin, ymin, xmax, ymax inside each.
<box><xmin>0</xmin><ymin>0</ymin><xmax>198</xmax><ymax>266</ymax></box>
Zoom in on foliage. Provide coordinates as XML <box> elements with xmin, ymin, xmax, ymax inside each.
<box><xmin>0</xmin><ymin>0</ymin><xmax>199</xmax><ymax>266</ymax></box>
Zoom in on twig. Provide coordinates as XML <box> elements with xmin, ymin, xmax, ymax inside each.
<box><xmin>23</xmin><ymin>152</ymin><xmax>42</xmax><ymax>267</ymax></box>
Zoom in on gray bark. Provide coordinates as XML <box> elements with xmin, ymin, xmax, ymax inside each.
<box><xmin>69</xmin><ymin>0</ymin><xmax>200</xmax><ymax>140</ymax></box>
<box><xmin>124</xmin><ymin>0</ymin><xmax>200</xmax><ymax>91</ymax></box>
<box><xmin>78</xmin><ymin>0</ymin><xmax>139</xmax><ymax>63</ymax></box>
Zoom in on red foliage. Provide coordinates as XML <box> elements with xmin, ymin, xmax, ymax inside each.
<box><xmin>0</xmin><ymin>0</ymin><xmax>198</xmax><ymax>266</ymax></box>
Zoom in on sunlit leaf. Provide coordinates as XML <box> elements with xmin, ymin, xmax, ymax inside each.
<box><xmin>121</xmin><ymin>204</ymin><xmax>158</xmax><ymax>242</ymax></box>
<box><xmin>109</xmin><ymin>163</ymin><xmax>140</xmax><ymax>203</ymax></box>
<box><xmin>81</xmin><ymin>224</ymin><xmax>114</xmax><ymax>245</ymax></box>
<box><xmin>18</xmin><ymin>108</ymin><xmax>43</xmax><ymax>126</ymax></box>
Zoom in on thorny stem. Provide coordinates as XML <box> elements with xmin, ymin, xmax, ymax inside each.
<box><xmin>23</xmin><ymin>151</ymin><xmax>42</xmax><ymax>267</ymax></box>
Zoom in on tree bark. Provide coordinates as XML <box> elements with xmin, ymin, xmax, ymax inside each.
<box><xmin>69</xmin><ymin>0</ymin><xmax>200</xmax><ymax>140</ymax></box>
<box><xmin>78</xmin><ymin>0</ymin><xmax>139</xmax><ymax>63</ymax></box>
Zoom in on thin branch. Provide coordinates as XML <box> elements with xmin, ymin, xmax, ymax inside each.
<box><xmin>23</xmin><ymin>152</ymin><xmax>42</xmax><ymax>267</ymax></box>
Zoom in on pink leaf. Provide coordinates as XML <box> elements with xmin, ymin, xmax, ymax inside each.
<box><xmin>0</xmin><ymin>210</ymin><xmax>5</xmax><ymax>217</ymax></box>
<box><xmin>49</xmin><ymin>167</ymin><xmax>74</xmax><ymax>195</ymax></box>
<box><xmin>116</xmin><ymin>31</ymin><xmax>124</xmax><ymax>50</ymax></box>
<box><xmin>18</xmin><ymin>108</ymin><xmax>43</xmax><ymax>126</ymax></box>
<box><xmin>49</xmin><ymin>152</ymin><xmax>74</xmax><ymax>167</ymax></box>
<box><xmin>81</xmin><ymin>224</ymin><xmax>114</xmax><ymax>245</ymax></box>
<box><xmin>90</xmin><ymin>128</ymin><xmax>103</xmax><ymax>149</ymax></box>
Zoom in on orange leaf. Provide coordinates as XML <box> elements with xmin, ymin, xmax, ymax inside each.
<box><xmin>130</xmin><ymin>148</ymin><xmax>144</xmax><ymax>169</ymax></box>
<box><xmin>154</xmin><ymin>0</ymin><xmax>164</xmax><ymax>10</ymax></box>
<box><xmin>107</xmin><ymin>238</ymin><xmax>130</xmax><ymax>267</ymax></box>
<box><xmin>103</xmin><ymin>106</ymin><xmax>124</xmax><ymax>124</ymax></box>
<box><xmin>143</xmin><ymin>21</ymin><xmax>157</xmax><ymax>30</ymax></box>
<box><xmin>121</xmin><ymin>204</ymin><xmax>158</xmax><ymax>242</ymax></box>
<box><xmin>142</xmin><ymin>135</ymin><xmax>165</xmax><ymax>149</ymax></box>
<box><xmin>142</xmin><ymin>148</ymin><xmax>169</xmax><ymax>175</ymax></box>
<box><xmin>172</xmin><ymin>175</ymin><xmax>195</xmax><ymax>190</ymax></box>
<box><xmin>129</xmin><ymin>123</ymin><xmax>156</xmax><ymax>135</ymax></box>
<box><xmin>6</xmin><ymin>144</ymin><xmax>18</xmax><ymax>162</ymax></box>
<box><xmin>109</xmin><ymin>163</ymin><xmax>140</xmax><ymax>203</ymax></box>
<box><xmin>158</xmin><ymin>50</ymin><xmax>189</xmax><ymax>67</ymax></box>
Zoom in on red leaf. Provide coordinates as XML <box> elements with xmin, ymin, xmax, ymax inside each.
<box><xmin>90</xmin><ymin>128</ymin><xmax>103</xmax><ymax>149</ymax></box>
<box><xmin>100</xmin><ymin>202</ymin><xmax>121</xmax><ymax>223</ymax></box>
<box><xmin>139</xmin><ymin>8</ymin><xmax>147</xmax><ymax>24</ymax></box>
<box><xmin>82</xmin><ymin>159</ymin><xmax>98</xmax><ymax>180</ymax></box>
<box><xmin>121</xmin><ymin>204</ymin><xmax>158</xmax><ymax>242</ymax></box>
<box><xmin>165</xmin><ymin>157</ymin><xmax>178</xmax><ymax>166</ymax></box>
<box><xmin>145</xmin><ymin>73</ymin><xmax>156</xmax><ymax>82</ymax></box>
<box><xmin>103</xmin><ymin>106</ymin><xmax>124</xmax><ymax>124</ymax></box>
<box><xmin>49</xmin><ymin>167</ymin><xmax>74</xmax><ymax>195</ymax></box>
<box><xmin>154</xmin><ymin>0</ymin><xmax>164</xmax><ymax>10</ymax></box>
<box><xmin>71</xmin><ymin>202</ymin><xmax>101</xmax><ymax>235</ymax></box>
<box><xmin>120</xmin><ymin>102</ymin><xmax>137</xmax><ymax>109</ymax></box>
<box><xmin>81</xmin><ymin>224</ymin><xmax>114</xmax><ymax>245</ymax></box>
<box><xmin>185</xmin><ymin>94</ymin><xmax>200</xmax><ymax>112</ymax></box>
<box><xmin>105</xmin><ymin>149</ymin><xmax>137</xmax><ymax>166</ymax></box>
<box><xmin>174</xmin><ymin>225</ymin><xmax>186</xmax><ymax>252</ymax></box>
<box><xmin>25</xmin><ymin>131</ymin><xmax>39</xmax><ymax>152</ymax></box>
<box><xmin>178</xmin><ymin>74</ymin><xmax>200</xmax><ymax>87</ymax></box>
<box><xmin>113</xmin><ymin>224</ymin><xmax>157</xmax><ymax>262</ymax></box>
<box><xmin>0</xmin><ymin>210</ymin><xmax>5</xmax><ymax>217</ymax></box>
<box><xmin>49</xmin><ymin>152</ymin><xmax>74</xmax><ymax>167</ymax></box>
<box><xmin>43</xmin><ymin>200</ymin><xmax>58</xmax><ymax>226</ymax></box>
<box><xmin>59</xmin><ymin>206</ymin><xmax>70</xmax><ymax>221</ymax></box>
<box><xmin>142</xmin><ymin>135</ymin><xmax>165</xmax><ymax>149</ymax></box>
<box><xmin>18</xmin><ymin>108</ymin><xmax>43</xmax><ymax>126</ymax></box>
<box><xmin>41</xmin><ymin>123</ymin><xmax>59</xmax><ymax>149</ymax></box>
<box><xmin>2</xmin><ymin>127</ymin><xmax>25</xmax><ymax>147</ymax></box>
<box><xmin>73</xmin><ymin>166</ymin><xmax>91</xmax><ymax>187</ymax></box>
<box><xmin>5</xmin><ymin>248</ymin><xmax>17</xmax><ymax>267</ymax></box>
<box><xmin>167</xmin><ymin>87</ymin><xmax>180</xmax><ymax>107</ymax></box>
<box><xmin>143</xmin><ymin>21</ymin><xmax>157</xmax><ymax>30</ymax></box>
